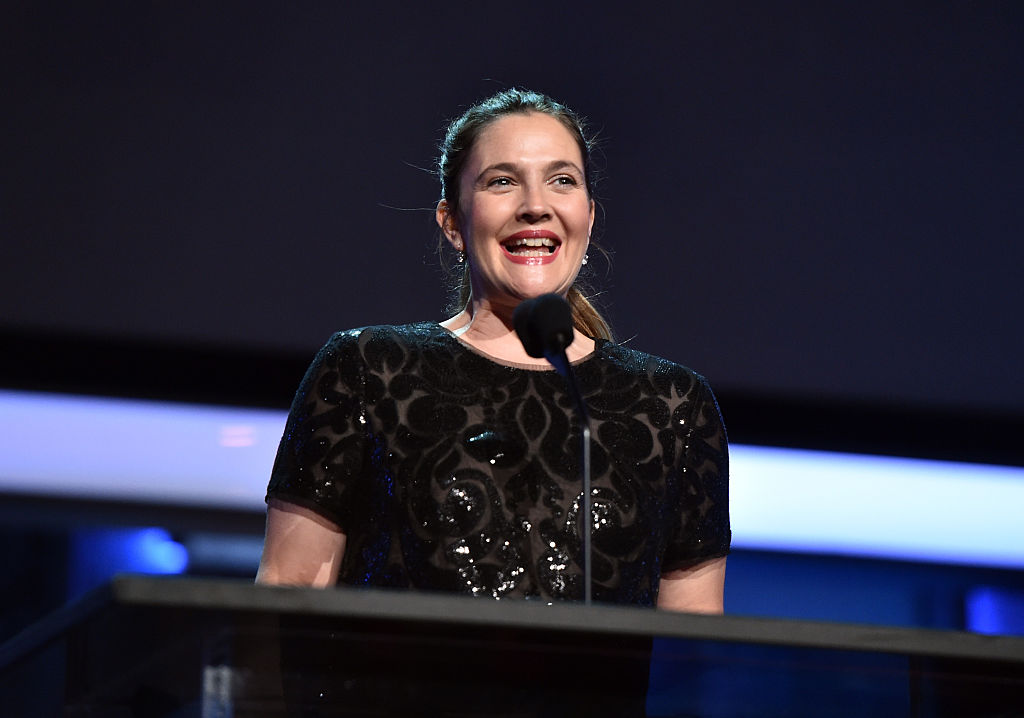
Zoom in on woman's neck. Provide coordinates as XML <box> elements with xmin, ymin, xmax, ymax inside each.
<box><xmin>440</xmin><ymin>300</ymin><xmax>595</xmax><ymax>366</ymax></box>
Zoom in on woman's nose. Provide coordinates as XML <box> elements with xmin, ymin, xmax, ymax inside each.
<box><xmin>516</xmin><ymin>183</ymin><xmax>551</xmax><ymax>223</ymax></box>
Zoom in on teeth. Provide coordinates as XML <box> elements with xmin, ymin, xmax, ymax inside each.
<box><xmin>509</xmin><ymin>250</ymin><xmax>549</xmax><ymax>257</ymax></box>
<box><xmin>506</xmin><ymin>237</ymin><xmax>555</xmax><ymax>248</ymax></box>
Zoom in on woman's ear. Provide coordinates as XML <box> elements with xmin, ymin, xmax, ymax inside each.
<box><xmin>436</xmin><ymin>200</ymin><xmax>463</xmax><ymax>251</ymax></box>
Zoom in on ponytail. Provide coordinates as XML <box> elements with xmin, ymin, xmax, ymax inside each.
<box><xmin>566</xmin><ymin>285</ymin><xmax>613</xmax><ymax>341</ymax></box>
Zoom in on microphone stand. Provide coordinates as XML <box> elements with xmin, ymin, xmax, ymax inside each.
<box><xmin>514</xmin><ymin>294</ymin><xmax>594</xmax><ymax>606</ymax></box>
<box><xmin>545</xmin><ymin>352</ymin><xmax>593</xmax><ymax>606</ymax></box>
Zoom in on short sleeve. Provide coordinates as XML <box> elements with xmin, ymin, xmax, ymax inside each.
<box><xmin>266</xmin><ymin>330</ymin><xmax>369</xmax><ymax>531</ymax></box>
<box><xmin>662</xmin><ymin>374</ymin><xmax>731</xmax><ymax>571</ymax></box>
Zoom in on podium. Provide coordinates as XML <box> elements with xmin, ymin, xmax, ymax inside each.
<box><xmin>1</xmin><ymin>575</ymin><xmax>1023</xmax><ymax>717</ymax></box>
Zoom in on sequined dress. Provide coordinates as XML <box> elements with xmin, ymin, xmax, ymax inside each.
<box><xmin>266</xmin><ymin>322</ymin><xmax>730</xmax><ymax>606</ymax></box>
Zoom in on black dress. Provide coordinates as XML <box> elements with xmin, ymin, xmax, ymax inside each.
<box><xmin>267</xmin><ymin>322</ymin><xmax>730</xmax><ymax>606</ymax></box>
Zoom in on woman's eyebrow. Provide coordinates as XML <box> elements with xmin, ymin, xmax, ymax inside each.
<box><xmin>474</xmin><ymin>160</ymin><xmax>584</xmax><ymax>184</ymax></box>
<box><xmin>545</xmin><ymin>160</ymin><xmax>584</xmax><ymax>175</ymax></box>
<box><xmin>474</xmin><ymin>162</ymin><xmax>518</xmax><ymax>183</ymax></box>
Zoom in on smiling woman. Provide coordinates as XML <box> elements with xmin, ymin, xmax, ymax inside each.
<box><xmin>256</xmin><ymin>89</ymin><xmax>730</xmax><ymax>615</ymax></box>
<box><xmin>436</xmin><ymin>111</ymin><xmax>596</xmax><ymax>364</ymax></box>
<box><xmin>437</xmin><ymin>89</ymin><xmax>611</xmax><ymax>346</ymax></box>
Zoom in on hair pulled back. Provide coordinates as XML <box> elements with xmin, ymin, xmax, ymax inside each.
<box><xmin>438</xmin><ymin>88</ymin><xmax>612</xmax><ymax>341</ymax></box>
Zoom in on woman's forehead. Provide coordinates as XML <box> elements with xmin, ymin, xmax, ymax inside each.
<box><xmin>469</xmin><ymin>112</ymin><xmax>583</xmax><ymax>167</ymax></box>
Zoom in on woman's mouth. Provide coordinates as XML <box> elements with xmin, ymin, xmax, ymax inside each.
<box><xmin>502</xmin><ymin>236</ymin><xmax>558</xmax><ymax>257</ymax></box>
<box><xmin>500</xmin><ymin>233</ymin><xmax>561</xmax><ymax>264</ymax></box>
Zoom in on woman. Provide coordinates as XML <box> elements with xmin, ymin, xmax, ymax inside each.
<box><xmin>256</xmin><ymin>89</ymin><xmax>729</xmax><ymax>613</ymax></box>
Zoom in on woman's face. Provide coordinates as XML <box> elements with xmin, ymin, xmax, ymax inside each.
<box><xmin>440</xmin><ymin>112</ymin><xmax>595</xmax><ymax>312</ymax></box>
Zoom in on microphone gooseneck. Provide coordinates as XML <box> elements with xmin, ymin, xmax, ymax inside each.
<box><xmin>513</xmin><ymin>294</ymin><xmax>594</xmax><ymax>605</ymax></box>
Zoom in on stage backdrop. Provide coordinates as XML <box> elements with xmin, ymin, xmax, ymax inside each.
<box><xmin>3</xmin><ymin>2</ymin><xmax>1022</xmax><ymax>416</ymax></box>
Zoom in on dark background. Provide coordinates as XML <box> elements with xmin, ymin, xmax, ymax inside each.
<box><xmin>4</xmin><ymin>2</ymin><xmax>1022</xmax><ymax>425</ymax></box>
<box><xmin>2</xmin><ymin>1</ymin><xmax>1024</xmax><ymax>654</ymax></box>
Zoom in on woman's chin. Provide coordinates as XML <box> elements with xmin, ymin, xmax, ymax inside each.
<box><xmin>510</xmin><ymin>284</ymin><xmax>569</xmax><ymax>303</ymax></box>
<box><xmin>475</xmin><ymin>275</ymin><xmax>574</xmax><ymax>309</ymax></box>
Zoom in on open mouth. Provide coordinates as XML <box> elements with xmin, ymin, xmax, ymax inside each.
<box><xmin>500</xmin><ymin>236</ymin><xmax>560</xmax><ymax>258</ymax></box>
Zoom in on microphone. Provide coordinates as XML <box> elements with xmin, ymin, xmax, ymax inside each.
<box><xmin>513</xmin><ymin>293</ymin><xmax>573</xmax><ymax>364</ymax></box>
<box><xmin>513</xmin><ymin>293</ymin><xmax>594</xmax><ymax>605</ymax></box>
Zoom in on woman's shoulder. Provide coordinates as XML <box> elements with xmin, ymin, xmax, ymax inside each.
<box><xmin>597</xmin><ymin>339</ymin><xmax>707</xmax><ymax>380</ymax></box>
<box><xmin>312</xmin><ymin>322</ymin><xmax>449</xmax><ymax>373</ymax></box>
<box><xmin>596</xmin><ymin>340</ymin><xmax>715</xmax><ymax>396</ymax></box>
<box><xmin>320</xmin><ymin>321</ymin><xmax>445</xmax><ymax>351</ymax></box>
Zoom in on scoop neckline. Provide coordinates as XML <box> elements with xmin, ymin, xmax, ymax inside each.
<box><xmin>435</xmin><ymin>322</ymin><xmax>603</xmax><ymax>372</ymax></box>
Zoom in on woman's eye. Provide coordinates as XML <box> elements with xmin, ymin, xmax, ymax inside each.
<box><xmin>487</xmin><ymin>176</ymin><xmax>512</xmax><ymax>187</ymax></box>
<box><xmin>554</xmin><ymin>175</ymin><xmax>578</xmax><ymax>186</ymax></box>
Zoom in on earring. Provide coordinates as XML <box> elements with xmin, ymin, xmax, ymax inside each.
<box><xmin>581</xmin><ymin>254</ymin><xmax>589</xmax><ymax>266</ymax></box>
<box><xmin>456</xmin><ymin>250</ymin><xmax>465</xmax><ymax>264</ymax></box>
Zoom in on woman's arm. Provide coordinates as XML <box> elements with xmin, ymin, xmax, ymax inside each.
<box><xmin>656</xmin><ymin>556</ymin><xmax>727</xmax><ymax>613</ymax></box>
<box><xmin>256</xmin><ymin>498</ymin><xmax>346</xmax><ymax>587</ymax></box>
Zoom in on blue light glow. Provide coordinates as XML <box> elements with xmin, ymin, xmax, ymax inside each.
<box><xmin>68</xmin><ymin>527</ymin><xmax>188</xmax><ymax>598</ymax></box>
<box><xmin>0</xmin><ymin>389</ymin><xmax>279</xmax><ymax>510</ymax></box>
<box><xmin>729</xmin><ymin>445</ymin><xmax>1024</xmax><ymax>568</ymax></box>
<box><xmin>965</xmin><ymin>587</ymin><xmax>1024</xmax><ymax>636</ymax></box>
<box><xmin>2</xmin><ymin>389</ymin><xmax>1023</xmax><ymax>569</ymax></box>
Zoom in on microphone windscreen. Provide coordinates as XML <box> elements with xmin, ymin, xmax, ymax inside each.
<box><xmin>514</xmin><ymin>294</ymin><xmax>572</xmax><ymax>359</ymax></box>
